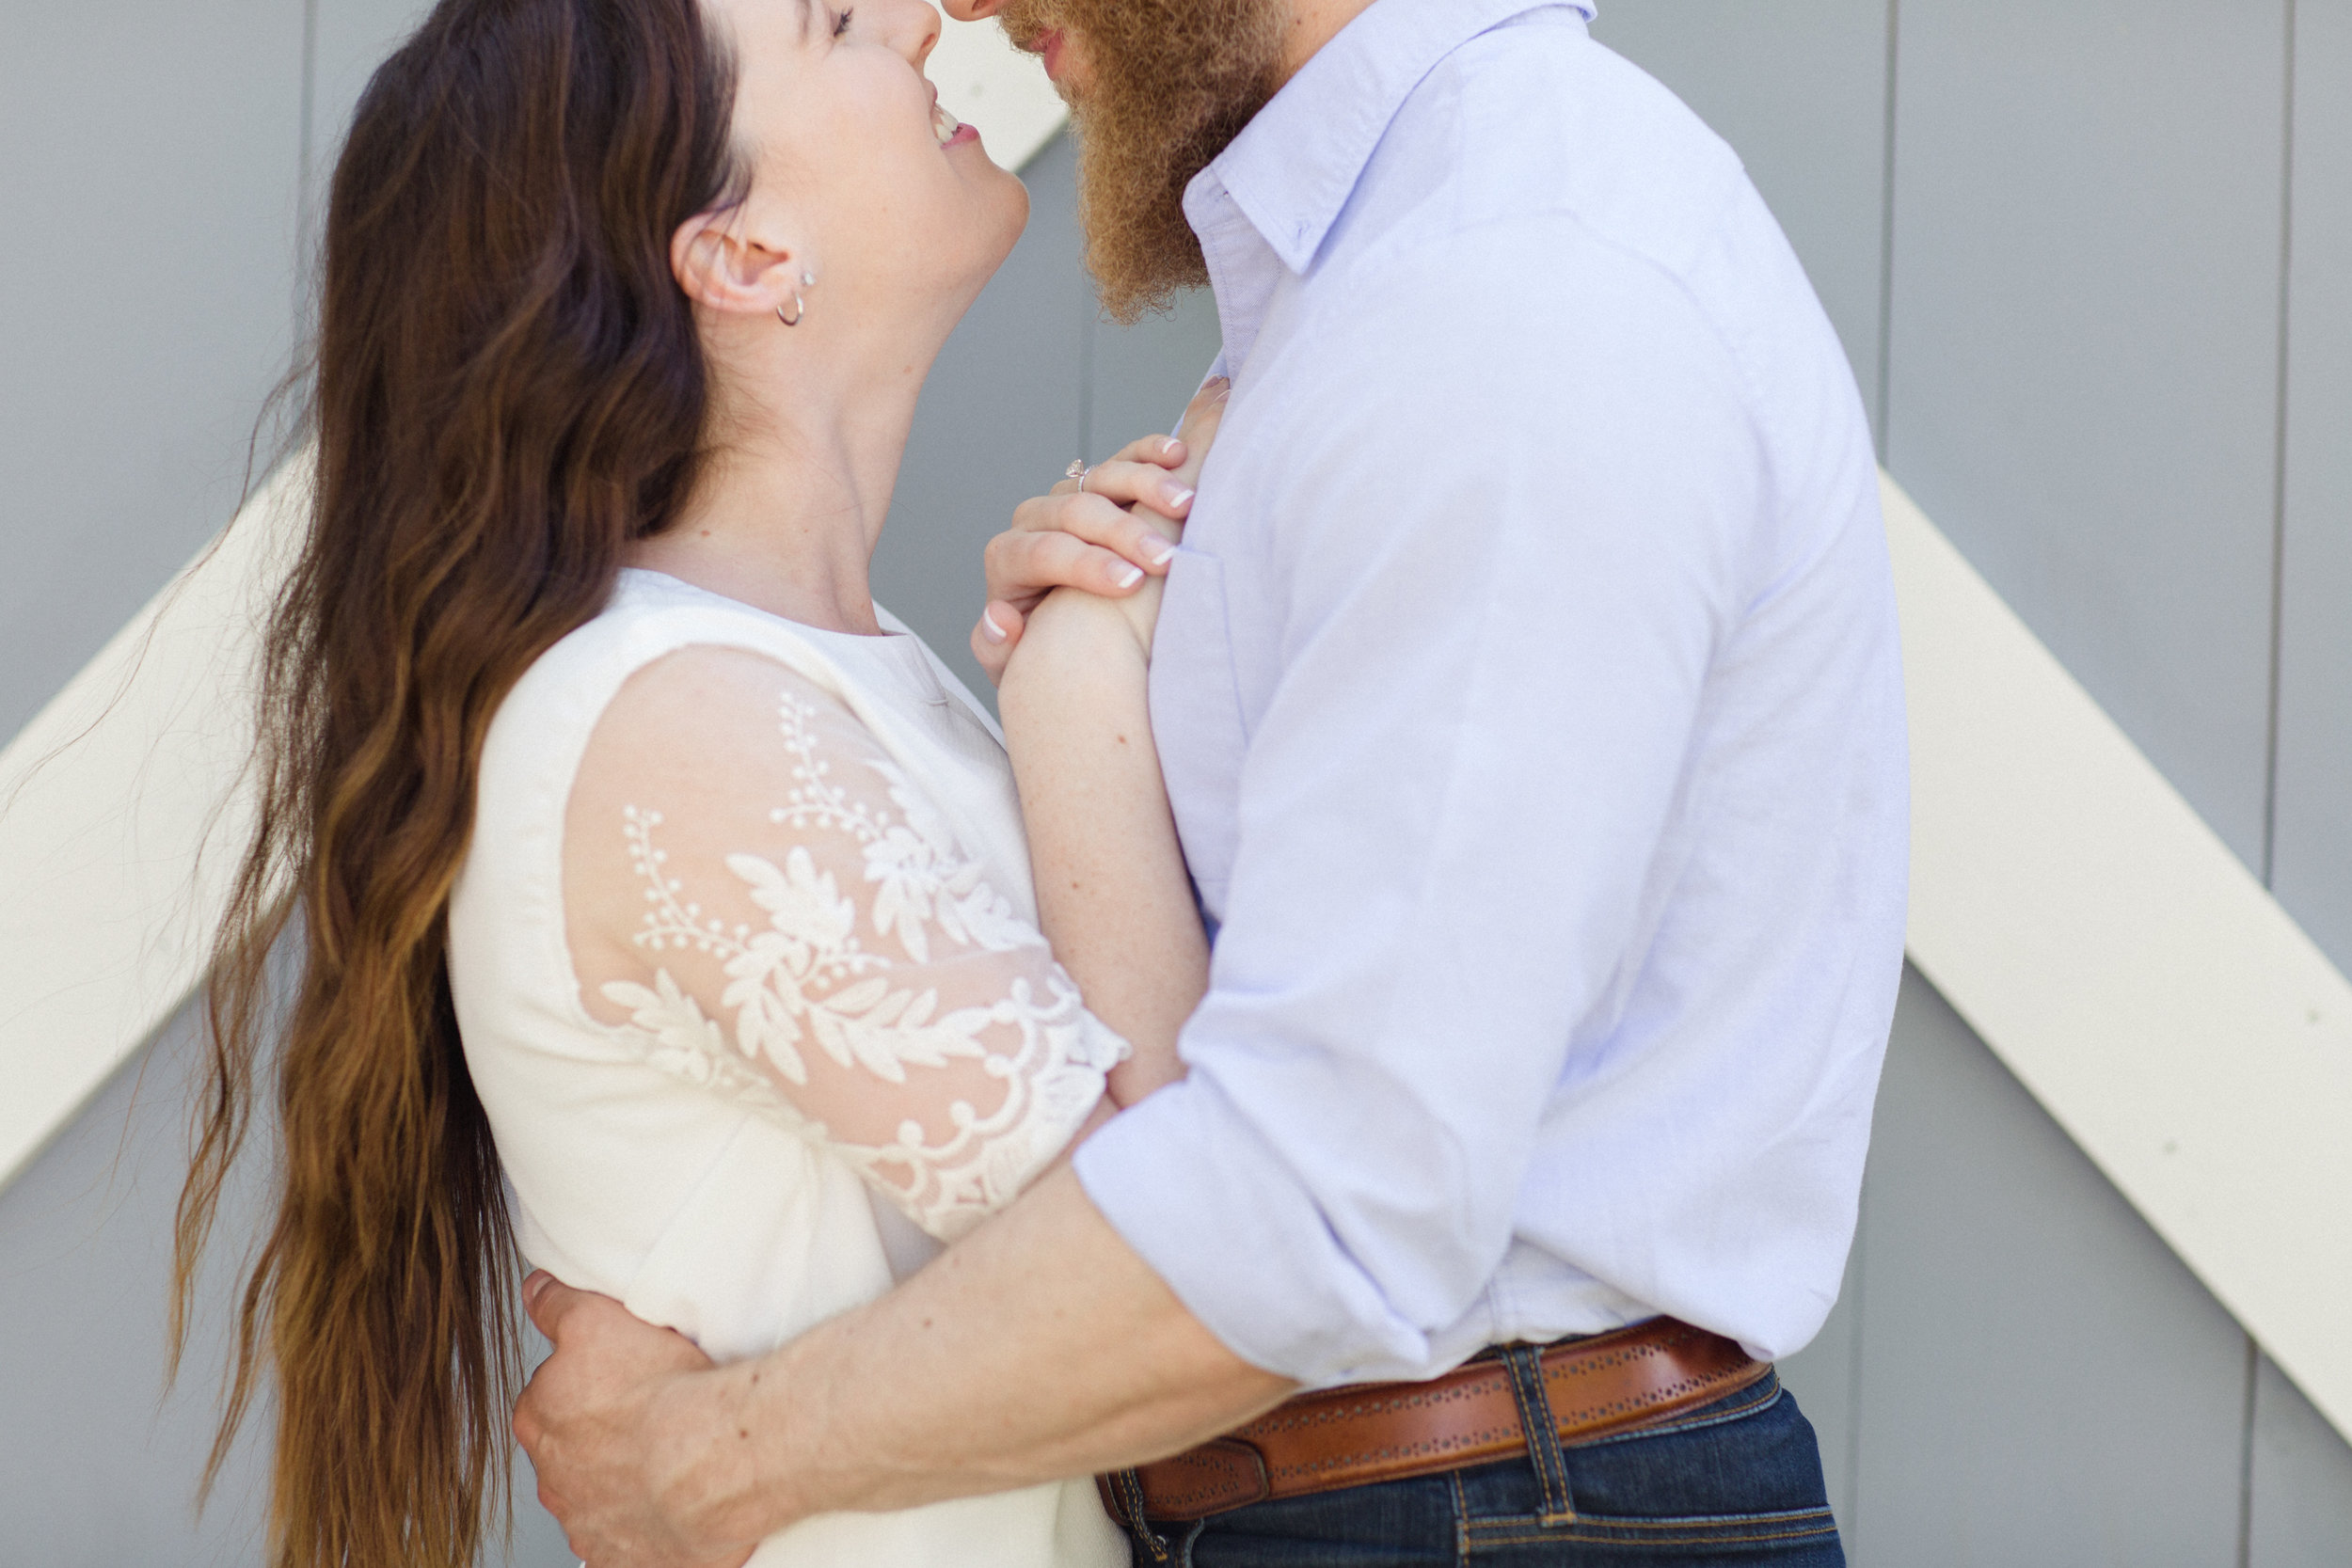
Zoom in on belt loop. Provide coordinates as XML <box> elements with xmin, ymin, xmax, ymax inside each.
<box><xmin>1104</xmin><ymin>1467</ymin><xmax>1176</xmax><ymax>1563</ymax></box>
<box><xmin>1501</xmin><ymin>1343</ymin><xmax>1577</xmax><ymax>1524</ymax></box>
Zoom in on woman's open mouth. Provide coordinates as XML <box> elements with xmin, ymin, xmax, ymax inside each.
<box><xmin>931</xmin><ymin>99</ymin><xmax>977</xmax><ymax>148</ymax></box>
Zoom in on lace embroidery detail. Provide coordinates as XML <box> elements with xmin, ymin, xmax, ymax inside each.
<box><xmin>598</xmin><ymin>687</ymin><xmax>1127</xmax><ymax>1240</ymax></box>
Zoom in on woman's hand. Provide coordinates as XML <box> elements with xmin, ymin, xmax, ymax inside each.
<box><xmin>970</xmin><ymin>377</ymin><xmax>1230</xmax><ymax>683</ymax></box>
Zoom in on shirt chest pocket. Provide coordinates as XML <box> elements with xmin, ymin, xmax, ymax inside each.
<box><xmin>1149</xmin><ymin>547</ymin><xmax>1251</xmax><ymax>923</ymax></box>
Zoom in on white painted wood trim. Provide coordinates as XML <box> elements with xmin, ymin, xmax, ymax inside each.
<box><xmin>1888</xmin><ymin>471</ymin><xmax>2352</xmax><ymax>1441</ymax></box>
<box><xmin>0</xmin><ymin>458</ymin><xmax>307</xmax><ymax>1192</ymax></box>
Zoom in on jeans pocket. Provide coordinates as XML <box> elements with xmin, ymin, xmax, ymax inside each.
<box><xmin>1458</xmin><ymin>1375</ymin><xmax>1845</xmax><ymax>1561</ymax></box>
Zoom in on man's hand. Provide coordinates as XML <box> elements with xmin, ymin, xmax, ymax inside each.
<box><xmin>514</xmin><ymin>1273</ymin><xmax>757</xmax><ymax>1568</ymax></box>
<box><xmin>971</xmin><ymin>376</ymin><xmax>1230</xmax><ymax>683</ymax></box>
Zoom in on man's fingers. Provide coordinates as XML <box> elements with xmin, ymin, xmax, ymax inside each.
<box><xmin>1170</xmin><ymin>377</ymin><xmax>1232</xmax><ymax>477</ymax></box>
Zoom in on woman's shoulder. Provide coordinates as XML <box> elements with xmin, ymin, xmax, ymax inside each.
<box><xmin>455</xmin><ymin>584</ymin><xmax>878</xmax><ymax>1013</ymax></box>
<box><xmin>485</xmin><ymin>572</ymin><xmax>843</xmax><ymax>764</ymax></box>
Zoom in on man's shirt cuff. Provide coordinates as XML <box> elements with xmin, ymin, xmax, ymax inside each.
<box><xmin>1072</xmin><ymin>1071</ymin><xmax>1434</xmax><ymax>1387</ymax></box>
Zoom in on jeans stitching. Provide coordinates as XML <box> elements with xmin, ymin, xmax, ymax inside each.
<box><xmin>1468</xmin><ymin>1505</ymin><xmax>1838</xmax><ymax>1549</ymax></box>
<box><xmin>1469</xmin><ymin>1521</ymin><xmax>1842</xmax><ymax>1549</ymax></box>
<box><xmin>1467</xmin><ymin>1506</ymin><xmax>1836</xmax><ymax>1534</ymax></box>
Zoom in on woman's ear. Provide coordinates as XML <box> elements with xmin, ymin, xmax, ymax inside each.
<box><xmin>670</xmin><ymin>210</ymin><xmax>803</xmax><ymax>318</ymax></box>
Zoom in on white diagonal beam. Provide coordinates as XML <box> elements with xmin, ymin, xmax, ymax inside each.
<box><xmin>1889</xmin><ymin>470</ymin><xmax>2352</xmax><ymax>1440</ymax></box>
<box><xmin>0</xmin><ymin>458</ymin><xmax>305</xmax><ymax>1189</ymax></box>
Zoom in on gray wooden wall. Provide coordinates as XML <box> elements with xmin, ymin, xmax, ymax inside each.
<box><xmin>2</xmin><ymin>1</ymin><xmax>2348</xmax><ymax>1562</ymax></box>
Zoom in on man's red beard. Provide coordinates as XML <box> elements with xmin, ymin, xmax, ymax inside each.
<box><xmin>996</xmin><ymin>0</ymin><xmax>1288</xmax><ymax>323</ymax></box>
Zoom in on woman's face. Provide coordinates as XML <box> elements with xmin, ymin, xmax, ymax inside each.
<box><xmin>708</xmin><ymin>0</ymin><xmax>1026</xmax><ymax>330</ymax></box>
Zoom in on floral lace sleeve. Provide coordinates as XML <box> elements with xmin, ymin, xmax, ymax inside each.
<box><xmin>564</xmin><ymin>646</ymin><xmax>1129</xmax><ymax>1241</ymax></box>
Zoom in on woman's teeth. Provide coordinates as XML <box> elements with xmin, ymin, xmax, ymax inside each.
<box><xmin>931</xmin><ymin>103</ymin><xmax>963</xmax><ymax>146</ymax></box>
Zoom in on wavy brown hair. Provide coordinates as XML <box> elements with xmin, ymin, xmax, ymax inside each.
<box><xmin>170</xmin><ymin>1</ymin><xmax>747</xmax><ymax>1563</ymax></box>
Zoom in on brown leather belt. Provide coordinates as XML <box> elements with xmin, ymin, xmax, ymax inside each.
<box><xmin>1099</xmin><ymin>1318</ymin><xmax>1768</xmax><ymax>1524</ymax></box>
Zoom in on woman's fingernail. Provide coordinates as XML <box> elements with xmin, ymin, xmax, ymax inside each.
<box><xmin>1144</xmin><ymin>538</ymin><xmax>1178</xmax><ymax>567</ymax></box>
<box><xmin>1112</xmin><ymin>563</ymin><xmax>1145</xmax><ymax>590</ymax></box>
<box><xmin>980</xmin><ymin>610</ymin><xmax>1009</xmax><ymax>643</ymax></box>
<box><xmin>1209</xmin><ymin>376</ymin><xmax>1232</xmax><ymax>402</ymax></box>
<box><xmin>1166</xmin><ymin>485</ymin><xmax>1195</xmax><ymax>511</ymax></box>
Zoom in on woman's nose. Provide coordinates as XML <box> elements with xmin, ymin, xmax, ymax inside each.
<box><xmin>897</xmin><ymin>0</ymin><xmax>946</xmax><ymax>69</ymax></box>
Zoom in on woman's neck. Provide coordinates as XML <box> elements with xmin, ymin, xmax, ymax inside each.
<box><xmin>628</xmin><ymin>333</ymin><xmax>932</xmax><ymax>636</ymax></box>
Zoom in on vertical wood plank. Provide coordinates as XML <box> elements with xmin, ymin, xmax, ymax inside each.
<box><xmin>0</xmin><ymin>1009</ymin><xmax>275</xmax><ymax>1562</ymax></box>
<box><xmin>1883</xmin><ymin>0</ymin><xmax>2291</xmax><ymax>871</ymax></box>
<box><xmin>2260</xmin><ymin>1</ymin><xmax>2352</xmax><ymax>1538</ymax></box>
<box><xmin>2249</xmin><ymin>1353</ymin><xmax>2352</xmax><ymax>1568</ymax></box>
<box><xmin>2271</xmin><ymin>0</ymin><xmax>2352</xmax><ymax>974</ymax></box>
<box><xmin>0</xmin><ymin>0</ymin><xmax>307</xmax><ymax>745</ymax></box>
<box><xmin>1086</xmin><ymin>289</ymin><xmax>1226</xmax><ymax>471</ymax></box>
<box><xmin>1849</xmin><ymin>968</ymin><xmax>2248</xmax><ymax>1566</ymax></box>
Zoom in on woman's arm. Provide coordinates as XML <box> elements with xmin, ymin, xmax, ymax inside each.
<box><xmin>993</xmin><ymin>384</ymin><xmax>1227</xmax><ymax>1104</ymax></box>
<box><xmin>998</xmin><ymin>588</ymin><xmax>1201</xmax><ymax>1106</ymax></box>
<box><xmin>564</xmin><ymin>646</ymin><xmax>1130</xmax><ymax>1240</ymax></box>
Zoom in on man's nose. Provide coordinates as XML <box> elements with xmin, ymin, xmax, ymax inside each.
<box><xmin>941</xmin><ymin>0</ymin><xmax>1005</xmax><ymax>20</ymax></box>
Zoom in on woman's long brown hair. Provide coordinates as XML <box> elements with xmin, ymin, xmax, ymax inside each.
<box><xmin>171</xmin><ymin>2</ymin><xmax>746</xmax><ymax>1562</ymax></box>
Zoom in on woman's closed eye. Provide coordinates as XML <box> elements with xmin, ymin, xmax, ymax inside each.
<box><xmin>831</xmin><ymin>6</ymin><xmax>854</xmax><ymax>39</ymax></box>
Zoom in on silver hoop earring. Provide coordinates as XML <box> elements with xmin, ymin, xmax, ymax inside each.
<box><xmin>777</xmin><ymin>269</ymin><xmax>817</xmax><ymax>326</ymax></box>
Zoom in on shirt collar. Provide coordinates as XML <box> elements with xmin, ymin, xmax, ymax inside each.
<box><xmin>1187</xmin><ymin>0</ymin><xmax>1594</xmax><ymax>276</ymax></box>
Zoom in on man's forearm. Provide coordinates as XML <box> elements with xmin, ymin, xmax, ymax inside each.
<box><xmin>668</xmin><ymin>1165</ymin><xmax>1295</xmax><ymax>1544</ymax></box>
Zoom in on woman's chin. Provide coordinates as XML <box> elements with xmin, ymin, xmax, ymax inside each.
<box><xmin>975</xmin><ymin>171</ymin><xmax>1032</xmax><ymax>277</ymax></box>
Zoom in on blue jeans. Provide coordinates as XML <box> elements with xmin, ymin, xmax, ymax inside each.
<box><xmin>1120</xmin><ymin>1368</ymin><xmax>1842</xmax><ymax>1567</ymax></box>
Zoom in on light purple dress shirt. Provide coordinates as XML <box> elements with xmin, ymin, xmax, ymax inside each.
<box><xmin>1070</xmin><ymin>0</ymin><xmax>1909</xmax><ymax>1387</ymax></box>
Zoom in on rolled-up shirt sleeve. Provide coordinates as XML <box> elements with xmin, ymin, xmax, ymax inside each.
<box><xmin>1072</xmin><ymin>228</ymin><xmax>1771</xmax><ymax>1386</ymax></box>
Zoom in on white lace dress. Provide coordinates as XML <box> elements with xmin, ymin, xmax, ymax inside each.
<box><xmin>449</xmin><ymin>569</ymin><xmax>1129</xmax><ymax>1568</ymax></box>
